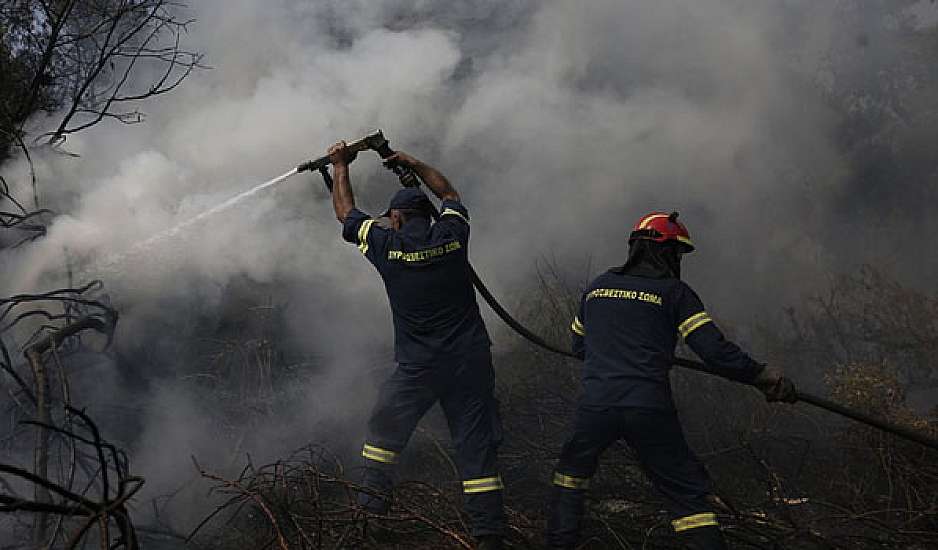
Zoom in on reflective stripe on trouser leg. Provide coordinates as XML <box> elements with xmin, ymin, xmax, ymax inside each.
<box><xmin>358</xmin><ymin>443</ymin><xmax>399</xmax><ymax>514</ymax></box>
<box><xmin>462</xmin><ymin>476</ymin><xmax>504</xmax><ymax>494</ymax></box>
<box><xmin>358</xmin><ymin>360</ymin><xmax>437</xmax><ymax>516</ymax></box>
<box><xmin>461</xmin><ymin>474</ymin><xmax>504</xmax><ymax>539</ymax></box>
<box><xmin>362</xmin><ymin>443</ymin><xmax>399</xmax><ymax>464</ymax></box>
<box><xmin>547</xmin><ymin>407</ymin><xmax>621</xmax><ymax>548</ymax></box>
<box><xmin>672</xmin><ymin>513</ymin><xmax>726</xmax><ymax>550</ymax></box>
<box><xmin>553</xmin><ymin>472</ymin><xmax>590</xmax><ymax>490</ymax></box>
<box><xmin>672</xmin><ymin>512</ymin><xmax>719</xmax><ymax>532</ymax></box>
<box><xmin>440</xmin><ymin>348</ymin><xmax>506</xmax><ymax>537</ymax></box>
<box><xmin>547</xmin><ymin>472</ymin><xmax>591</xmax><ymax>548</ymax></box>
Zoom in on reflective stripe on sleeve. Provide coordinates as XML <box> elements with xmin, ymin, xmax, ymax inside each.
<box><xmin>570</xmin><ymin>316</ymin><xmax>585</xmax><ymax>336</ymax></box>
<box><xmin>362</xmin><ymin>443</ymin><xmax>398</xmax><ymax>464</ymax></box>
<box><xmin>441</xmin><ymin>208</ymin><xmax>469</xmax><ymax>223</ymax></box>
<box><xmin>357</xmin><ymin>219</ymin><xmax>376</xmax><ymax>255</ymax></box>
<box><xmin>671</xmin><ymin>512</ymin><xmax>719</xmax><ymax>532</ymax></box>
<box><xmin>462</xmin><ymin>476</ymin><xmax>504</xmax><ymax>494</ymax></box>
<box><xmin>553</xmin><ymin>472</ymin><xmax>590</xmax><ymax>490</ymax></box>
<box><xmin>678</xmin><ymin>311</ymin><xmax>712</xmax><ymax>338</ymax></box>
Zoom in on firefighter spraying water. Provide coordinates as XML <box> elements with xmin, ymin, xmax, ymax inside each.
<box><xmin>325</xmin><ymin>140</ymin><xmax>505</xmax><ymax>549</ymax></box>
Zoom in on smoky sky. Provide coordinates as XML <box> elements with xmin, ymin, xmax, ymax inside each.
<box><xmin>2</xmin><ymin>0</ymin><xmax>937</xmax><ymax>525</ymax></box>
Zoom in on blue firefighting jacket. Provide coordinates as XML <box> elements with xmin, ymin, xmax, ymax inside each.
<box><xmin>343</xmin><ymin>199</ymin><xmax>491</xmax><ymax>364</ymax></box>
<box><xmin>571</xmin><ymin>270</ymin><xmax>762</xmax><ymax>409</ymax></box>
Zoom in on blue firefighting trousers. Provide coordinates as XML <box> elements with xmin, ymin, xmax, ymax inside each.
<box><xmin>357</xmin><ymin>347</ymin><xmax>505</xmax><ymax>537</ymax></box>
<box><xmin>546</xmin><ymin>407</ymin><xmax>726</xmax><ymax>549</ymax></box>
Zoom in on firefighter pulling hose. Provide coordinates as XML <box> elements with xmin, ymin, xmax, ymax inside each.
<box><xmin>543</xmin><ymin>212</ymin><xmax>796</xmax><ymax>549</ymax></box>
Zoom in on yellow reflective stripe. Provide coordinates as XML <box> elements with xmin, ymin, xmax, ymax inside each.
<box><xmin>671</xmin><ymin>512</ymin><xmax>718</xmax><ymax>532</ymax></box>
<box><xmin>678</xmin><ymin>311</ymin><xmax>712</xmax><ymax>338</ymax></box>
<box><xmin>441</xmin><ymin>208</ymin><xmax>469</xmax><ymax>224</ymax></box>
<box><xmin>678</xmin><ymin>312</ymin><xmax>708</xmax><ymax>334</ymax></box>
<box><xmin>553</xmin><ymin>472</ymin><xmax>590</xmax><ymax>490</ymax></box>
<box><xmin>357</xmin><ymin>219</ymin><xmax>375</xmax><ymax>255</ymax></box>
<box><xmin>638</xmin><ymin>213</ymin><xmax>669</xmax><ymax>229</ymax></box>
<box><xmin>462</xmin><ymin>476</ymin><xmax>504</xmax><ymax>494</ymax></box>
<box><xmin>675</xmin><ymin>234</ymin><xmax>694</xmax><ymax>247</ymax></box>
<box><xmin>362</xmin><ymin>443</ymin><xmax>398</xmax><ymax>464</ymax></box>
<box><xmin>570</xmin><ymin>316</ymin><xmax>585</xmax><ymax>336</ymax></box>
<box><xmin>682</xmin><ymin>316</ymin><xmax>712</xmax><ymax>337</ymax></box>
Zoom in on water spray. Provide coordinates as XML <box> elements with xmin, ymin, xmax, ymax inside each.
<box><xmin>88</xmin><ymin>130</ymin><xmax>405</xmax><ymax>276</ymax></box>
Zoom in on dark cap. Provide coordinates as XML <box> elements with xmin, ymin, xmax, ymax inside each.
<box><xmin>382</xmin><ymin>188</ymin><xmax>432</xmax><ymax>217</ymax></box>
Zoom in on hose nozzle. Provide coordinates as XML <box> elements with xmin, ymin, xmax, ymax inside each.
<box><xmin>298</xmin><ymin>129</ymin><xmax>419</xmax><ymax>189</ymax></box>
<box><xmin>297</xmin><ymin>130</ymin><xmax>390</xmax><ymax>173</ymax></box>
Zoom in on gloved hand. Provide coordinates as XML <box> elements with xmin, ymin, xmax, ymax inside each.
<box><xmin>752</xmin><ymin>365</ymin><xmax>798</xmax><ymax>403</ymax></box>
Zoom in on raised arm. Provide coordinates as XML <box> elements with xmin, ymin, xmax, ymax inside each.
<box><xmin>385</xmin><ymin>151</ymin><xmax>460</xmax><ymax>202</ymax></box>
<box><xmin>328</xmin><ymin>141</ymin><xmax>358</xmax><ymax>223</ymax></box>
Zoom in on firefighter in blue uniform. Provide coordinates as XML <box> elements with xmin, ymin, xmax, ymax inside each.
<box><xmin>327</xmin><ymin>142</ymin><xmax>504</xmax><ymax>550</ymax></box>
<box><xmin>546</xmin><ymin>212</ymin><xmax>798</xmax><ymax>550</ymax></box>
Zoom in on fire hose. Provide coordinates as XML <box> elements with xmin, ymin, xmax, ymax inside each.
<box><xmin>299</xmin><ymin>130</ymin><xmax>938</xmax><ymax>453</ymax></box>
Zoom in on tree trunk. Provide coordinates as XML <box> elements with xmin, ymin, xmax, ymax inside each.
<box><xmin>27</xmin><ymin>348</ymin><xmax>51</xmax><ymax>548</ymax></box>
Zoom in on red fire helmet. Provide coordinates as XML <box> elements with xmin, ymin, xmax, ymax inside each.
<box><xmin>629</xmin><ymin>211</ymin><xmax>695</xmax><ymax>252</ymax></box>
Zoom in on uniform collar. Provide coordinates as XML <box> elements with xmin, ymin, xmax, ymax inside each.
<box><xmin>399</xmin><ymin>216</ymin><xmax>431</xmax><ymax>238</ymax></box>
